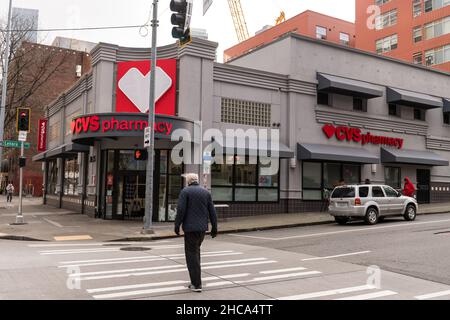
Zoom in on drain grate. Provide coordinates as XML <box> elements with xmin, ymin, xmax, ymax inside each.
<box><xmin>120</xmin><ymin>247</ymin><xmax>152</xmax><ymax>251</ymax></box>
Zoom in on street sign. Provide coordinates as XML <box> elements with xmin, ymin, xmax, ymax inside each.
<box><xmin>18</xmin><ymin>131</ymin><xmax>27</xmax><ymax>142</ymax></box>
<box><xmin>203</xmin><ymin>0</ymin><xmax>213</xmax><ymax>15</ymax></box>
<box><xmin>0</xmin><ymin>140</ymin><xmax>30</xmax><ymax>149</ymax></box>
<box><xmin>144</xmin><ymin>126</ymin><xmax>151</xmax><ymax>147</ymax></box>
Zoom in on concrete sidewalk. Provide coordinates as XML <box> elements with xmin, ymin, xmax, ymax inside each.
<box><xmin>0</xmin><ymin>197</ymin><xmax>449</xmax><ymax>242</ymax></box>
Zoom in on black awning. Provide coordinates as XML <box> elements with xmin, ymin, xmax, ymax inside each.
<box><xmin>381</xmin><ymin>147</ymin><xmax>449</xmax><ymax>166</ymax></box>
<box><xmin>317</xmin><ymin>73</ymin><xmax>383</xmax><ymax>99</ymax></box>
<box><xmin>213</xmin><ymin>138</ymin><xmax>294</xmax><ymax>158</ymax></box>
<box><xmin>387</xmin><ymin>87</ymin><xmax>443</xmax><ymax>110</ymax></box>
<box><xmin>298</xmin><ymin>143</ymin><xmax>379</xmax><ymax>164</ymax></box>
<box><xmin>443</xmin><ymin>98</ymin><xmax>450</xmax><ymax>113</ymax></box>
<box><xmin>36</xmin><ymin>143</ymin><xmax>90</xmax><ymax>161</ymax></box>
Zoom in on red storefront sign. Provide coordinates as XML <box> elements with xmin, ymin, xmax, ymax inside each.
<box><xmin>116</xmin><ymin>59</ymin><xmax>177</xmax><ymax>116</ymax></box>
<box><xmin>37</xmin><ymin>119</ymin><xmax>48</xmax><ymax>152</ymax></box>
<box><xmin>322</xmin><ymin>124</ymin><xmax>404</xmax><ymax>149</ymax></box>
<box><xmin>71</xmin><ymin>115</ymin><xmax>173</xmax><ymax>136</ymax></box>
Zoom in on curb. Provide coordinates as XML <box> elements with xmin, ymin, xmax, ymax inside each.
<box><xmin>1</xmin><ymin>210</ymin><xmax>449</xmax><ymax>242</ymax></box>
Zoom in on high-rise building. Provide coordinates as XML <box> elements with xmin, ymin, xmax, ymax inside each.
<box><xmin>224</xmin><ymin>10</ymin><xmax>356</xmax><ymax>62</ymax></box>
<box><xmin>12</xmin><ymin>7</ymin><xmax>39</xmax><ymax>43</ymax></box>
<box><xmin>52</xmin><ymin>37</ymin><xmax>97</xmax><ymax>53</ymax></box>
<box><xmin>356</xmin><ymin>0</ymin><xmax>450</xmax><ymax>72</ymax></box>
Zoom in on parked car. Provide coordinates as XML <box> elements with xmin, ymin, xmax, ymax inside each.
<box><xmin>328</xmin><ymin>184</ymin><xmax>418</xmax><ymax>225</ymax></box>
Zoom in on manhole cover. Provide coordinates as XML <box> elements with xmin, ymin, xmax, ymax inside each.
<box><xmin>120</xmin><ymin>247</ymin><xmax>152</xmax><ymax>251</ymax></box>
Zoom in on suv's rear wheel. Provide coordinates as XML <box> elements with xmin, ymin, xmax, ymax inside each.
<box><xmin>365</xmin><ymin>207</ymin><xmax>379</xmax><ymax>225</ymax></box>
<box><xmin>335</xmin><ymin>217</ymin><xmax>349</xmax><ymax>225</ymax></box>
<box><xmin>404</xmin><ymin>204</ymin><xmax>417</xmax><ymax>221</ymax></box>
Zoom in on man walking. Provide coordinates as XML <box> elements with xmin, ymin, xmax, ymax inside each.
<box><xmin>174</xmin><ymin>173</ymin><xmax>218</xmax><ymax>293</ymax></box>
<box><xmin>6</xmin><ymin>182</ymin><xmax>14</xmax><ymax>203</ymax></box>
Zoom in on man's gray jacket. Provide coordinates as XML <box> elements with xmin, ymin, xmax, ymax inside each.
<box><xmin>175</xmin><ymin>182</ymin><xmax>218</xmax><ymax>233</ymax></box>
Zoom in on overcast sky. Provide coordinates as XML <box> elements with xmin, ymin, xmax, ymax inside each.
<box><xmin>1</xmin><ymin>0</ymin><xmax>355</xmax><ymax>62</ymax></box>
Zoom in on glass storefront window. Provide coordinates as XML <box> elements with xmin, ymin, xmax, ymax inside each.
<box><xmin>324</xmin><ymin>163</ymin><xmax>341</xmax><ymax>189</ymax></box>
<box><xmin>47</xmin><ymin>160</ymin><xmax>58</xmax><ymax>195</ymax></box>
<box><xmin>385</xmin><ymin>167</ymin><xmax>401</xmax><ymax>189</ymax></box>
<box><xmin>303</xmin><ymin>162</ymin><xmax>321</xmax><ymax>188</ymax></box>
<box><xmin>343</xmin><ymin>164</ymin><xmax>360</xmax><ymax>185</ymax></box>
<box><xmin>211</xmin><ymin>156</ymin><xmax>280</xmax><ymax>202</ymax></box>
<box><xmin>64</xmin><ymin>158</ymin><xmax>79</xmax><ymax>196</ymax></box>
<box><xmin>119</xmin><ymin>150</ymin><xmax>147</xmax><ymax>171</ymax></box>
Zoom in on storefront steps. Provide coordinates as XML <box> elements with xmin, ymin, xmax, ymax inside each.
<box><xmin>0</xmin><ymin>199</ymin><xmax>450</xmax><ymax>242</ymax></box>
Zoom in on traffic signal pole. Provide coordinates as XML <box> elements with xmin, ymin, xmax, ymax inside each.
<box><xmin>0</xmin><ymin>0</ymin><xmax>13</xmax><ymax>183</ymax></box>
<box><xmin>16</xmin><ymin>141</ymin><xmax>24</xmax><ymax>224</ymax></box>
<box><xmin>142</xmin><ymin>0</ymin><xmax>159</xmax><ymax>234</ymax></box>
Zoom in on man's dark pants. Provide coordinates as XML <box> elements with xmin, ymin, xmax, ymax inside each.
<box><xmin>184</xmin><ymin>232</ymin><xmax>206</xmax><ymax>288</ymax></box>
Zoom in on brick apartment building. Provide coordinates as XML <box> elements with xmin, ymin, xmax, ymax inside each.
<box><xmin>223</xmin><ymin>10</ymin><xmax>356</xmax><ymax>62</ymax></box>
<box><xmin>2</xmin><ymin>42</ymin><xmax>91</xmax><ymax>196</ymax></box>
<box><xmin>356</xmin><ymin>0</ymin><xmax>450</xmax><ymax>72</ymax></box>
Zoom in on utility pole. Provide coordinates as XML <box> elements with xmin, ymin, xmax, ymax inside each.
<box><xmin>142</xmin><ymin>0</ymin><xmax>159</xmax><ymax>234</ymax></box>
<box><xmin>0</xmin><ymin>0</ymin><xmax>13</xmax><ymax>185</ymax></box>
<box><xmin>16</xmin><ymin>141</ymin><xmax>24</xmax><ymax>224</ymax></box>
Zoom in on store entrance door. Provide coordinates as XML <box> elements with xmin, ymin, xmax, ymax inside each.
<box><xmin>416</xmin><ymin>169</ymin><xmax>431</xmax><ymax>204</ymax></box>
<box><xmin>115</xmin><ymin>172</ymin><xmax>146</xmax><ymax>220</ymax></box>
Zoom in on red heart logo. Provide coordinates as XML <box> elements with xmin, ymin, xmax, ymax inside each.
<box><xmin>322</xmin><ymin>124</ymin><xmax>336</xmax><ymax>139</ymax></box>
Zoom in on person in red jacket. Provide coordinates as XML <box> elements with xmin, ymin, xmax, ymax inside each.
<box><xmin>403</xmin><ymin>177</ymin><xmax>416</xmax><ymax>197</ymax></box>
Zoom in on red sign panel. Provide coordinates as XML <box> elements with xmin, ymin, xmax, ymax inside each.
<box><xmin>116</xmin><ymin>59</ymin><xmax>176</xmax><ymax>116</ymax></box>
<box><xmin>37</xmin><ymin>119</ymin><xmax>48</xmax><ymax>152</ymax></box>
<box><xmin>322</xmin><ymin>124</ymin><xmax>404</xmax><ymax>149</ymax></box>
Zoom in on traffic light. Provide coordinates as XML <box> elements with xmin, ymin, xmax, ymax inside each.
<box><xmin>19</xmin><ymin>157</ymin><xmax>26</xmax><ymax>168</ymax></box>
<box><xmin>134</xmin><ymin>149</ymin><xmax>148</xmax><ymax>161</ymax></box>
<box><xmin>16</xmin><ymin>108</ymin><xmax>31</xmax><ymax>132</ymax></box>
<box><xmin>170</xmin><ymin>0</ymin><xmax>193</xmax><ymax>47</ymax></box>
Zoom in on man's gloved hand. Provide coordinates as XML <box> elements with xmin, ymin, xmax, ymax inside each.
<box><xmin>174</xmin><ymin>226</ymin><xmax>180</xmax><ymax>236</ymax></box>
<box><xmin>211</xmin><ymin>227</ymin><xmax>218</xmax><ymax>239</ymax></box>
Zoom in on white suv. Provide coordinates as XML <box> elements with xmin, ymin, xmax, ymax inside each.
<box><xmin>328</xmin><ymin>184</ymin><xmax>418</xmax><ymax>225</ymax></box>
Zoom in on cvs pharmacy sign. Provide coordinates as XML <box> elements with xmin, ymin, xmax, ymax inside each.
<box><xmin>116</xmin><ymin>59</ymin><xmax>176</xmax><ymax>116</ymax></box>
<box><xmin>322</xmin><ymin>124</ymin><xmax>404</xmax><ymax>149</ymax></box>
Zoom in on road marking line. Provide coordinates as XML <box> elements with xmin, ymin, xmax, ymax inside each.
<box><xmin>301</xmin><ymin>251</ymin><xmax>371</xmax><ymax>261</ymax></box>
<box><xmin>39</xmin><ymin>245</ymin><xmax>184</xmax><ymax>255</ymax></box>
<box><xmin>69</xmin><ymin>258</ymin><xmax>268</xmax><ymax>277</ymax></box>
<box><xmin>236</xmin><ymin>271</ymin><xmax>321</xmax><ymax>283</ymax></box>
<box><xmin>87</xmin><ymin>273</ymin><xmax>250</xmax><ymax>293</ymax></box>
<box><xmin>276</xmin><ymin>285</ymin><xmax>376</xmax><ymax>300</ymax></box>
<box><xmin>79</xmin><ymin>261</ymin><xmax>277</xmax><ymax>281</ymax></box>
<box><xmin>59</xmin><ymin>251</ymin><xmax>235</xmax><ymax>264</ymax></box>
<box><xmin>54</xmin><ymin>235</ymin><xmax>92</xmax><ymax>241</ymax></box>
<box><xmin>260</xmin><ymin>267</ymin><xmax>307</xmax><ymax>274</ymax></box>
<box><xmin>415</xmin><ymin>290</ymin><xmax>450</xmax><ymax>300</ymax></box>
<box><xmin>59</xmin><ymin>253</ymin><xmax>244</xmax><ymax>268</ymax></box>
<box><xmin>93</xmin><ymin>285</ymin><xmax>188</xmax><ymax>299</ymax></box>
<box><xmin>29</xmin><ymin>241</ymin><xmax>172</xmax><ymax>247</ymax></box>
<box><xmin>42</xmin><ymin>218</ymin><xmax>64</xmax><ymax>228</ymax></box>
<box><xmin>335</xmin><ymin>290</ymin><xmax>397</xmax><ymax>300</ymax></box>
<box><xmin>229</xmin><ymin>218</ymin><xmax>450</xmax><ymax>241</ymax></box>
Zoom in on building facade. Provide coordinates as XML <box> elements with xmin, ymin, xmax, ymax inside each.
<box><xmin>2</xmin><ymin>42</ymin><xmax>91</xmax><ymax>196</ymax></box>
<box><xmin>35</xmin><ymin>35</ymin><xmax>450</xmax><ymax>221</ymax></box>
<box><xmin>356</xmin><ymin>0</ymin><xmax>450</xmax><ymax>72</ymax></box>
<box><xmin>224</xmin><ymin>10</ymin><xmax>356</xmax><ymax>62</ymax></box>
<box><xmin>12</xmin><ymin>7</ymin><xmax>39</xmax><ymax>43</ymax></box>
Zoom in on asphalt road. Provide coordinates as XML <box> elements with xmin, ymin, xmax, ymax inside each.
<box><xmin>0</xmin><ymin>213</ymin><xmax>449</xmax><ymax>300</ymax></box>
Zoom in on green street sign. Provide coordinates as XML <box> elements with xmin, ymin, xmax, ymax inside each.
<box><xmin>0</xmin><ymin>140</ymin><xmax>31</xmax><ymax>149</ymax></box>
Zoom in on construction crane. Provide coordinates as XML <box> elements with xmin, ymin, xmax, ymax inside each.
<box><xmin>227</xmin><ymin>0</ymin><xmax>250</xmax><ymax>42</ymax></box>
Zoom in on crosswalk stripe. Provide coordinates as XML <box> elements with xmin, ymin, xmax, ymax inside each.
<box><xmin>69</xmin><ymin>258</ymin><xmax>267</xmax><ymax>277</ymax></box>
<box><xmin>335</xmin><ymin>290</ymin><xmax>397</xmax><ymax>300</ymax></box>
<box><xmin>60</xmin><ymin>251</ymin><xmax>235</xmax><ymax>264</ymax></box>
<box><xmin>237</xmin><ymin>271</ymin><xmax>321</xmax><ymax>283</ymax></box>
<box><xmin>93</xmin><ymin>286</ymin><xmax>188</xmax><ymax>299</ymax></box>
<box><xmin>59</xmin><ymin>252</ymin><xmax>244</xmax><ymax>268</ymax></box>
<box><xmin>39</xmin><ymin>245</ymin><xmax>184</xmax><ymax>255</ymax></box>
<box><xmin>415</xmin><ymin>290</ymin><xmax>450</xmax><ymax>300</ymax></box>
<box><xmin>301</xmin><ymin>251</ymin><xmax>371</xmax><ymax>261</ymax></box>
<box><xmin>87</xmin><ymin>273</ymin><xmax>250</xmax><ymax>293</ymax></box>
<box><xmin>29</xmin><ymin>241</ymin><xmax>172</xmax><ymax>247</ymax></box>
<box><xmin>277</xmin><ymin>285</ymin><xmax>376</xmax><ymax>300</ymax></box>
<box><xmin>260</xmin><ymin>267</ymin><xmax>307</xmax><ymax>274</ymax></box>
<box><xmin>79</xmin><ymin>260</ymin><xmax>277</xmax><ymax>281</ymax></box>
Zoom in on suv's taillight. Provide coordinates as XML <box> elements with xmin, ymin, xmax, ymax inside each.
<box><xmin>355</xmin><ymin>198</ymin><xmax>361</xmax><ymax>206</ymax></box>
